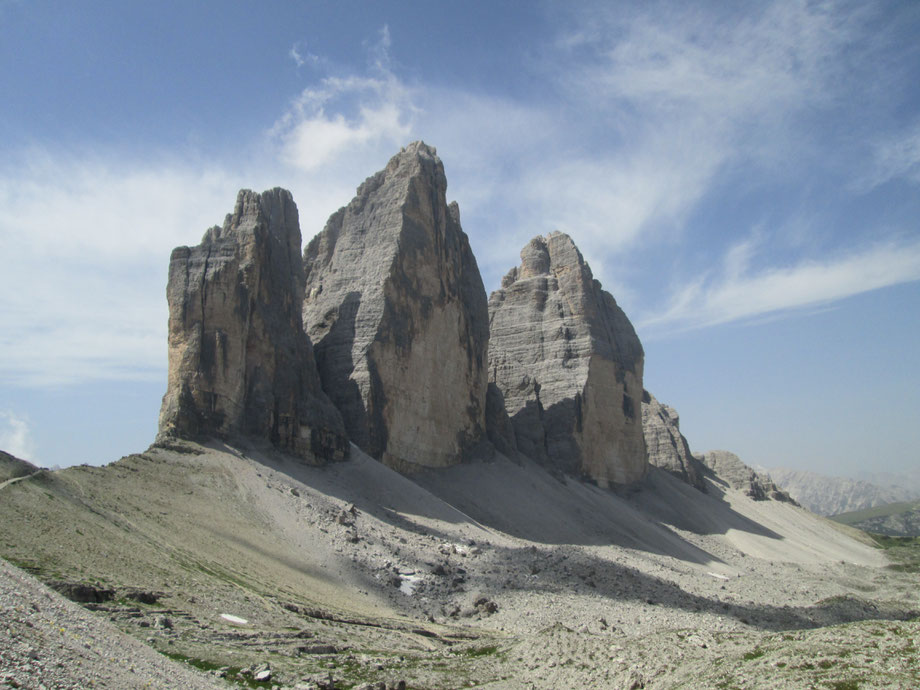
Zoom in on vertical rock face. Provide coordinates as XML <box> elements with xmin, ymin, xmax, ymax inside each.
<box><xmin>302</xmin><ymin>142</ymin><xmax>490</xmax><ymax>471</ymax></box>
<box><xmin>642</xmin><ymin>390</ymin><xmax>706</xmax><ymax>491</ymax></box>
<box><xmin>488</xmin><ymin>232</ymin><xmax>647</xmax><ymax>487</ymax></box>
<box><xmin>158</xmin><ymin>188</ymin><xmax>349</xmax><ymax>463</ymax></box>
<box><xmin>698</xmin><ymin>450</ymin><xmax>796</xmax><ymax>502</ymax></box>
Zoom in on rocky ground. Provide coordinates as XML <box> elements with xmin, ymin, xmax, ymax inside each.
<box><xmin>1</xmin><ymin>440</ymin><xmax>918</xmax><ymax>688</ymax></box>
<box><xmin>0</xmin><ymin>555</ymin><xmax>223</xmax><ymax>689</ymax></box>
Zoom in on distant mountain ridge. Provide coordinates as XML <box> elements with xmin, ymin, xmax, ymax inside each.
<box><xmin>769</xmin><ymin>468</ymin><xmax>920</xmax><ymax>517</ymax></box>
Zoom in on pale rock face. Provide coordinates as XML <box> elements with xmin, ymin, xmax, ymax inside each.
<box><xmin>488</xmin><ymin>233</ymin><xmax>647</xmax><ymax>487</ymax></box>
<box><xmin>158</xmin><ymin>188</ymin><xmax>349</xmax><ymax>463</ymax></box>
<box><xmin>698</xmin><ymin>450</ymin><xmax>795</xmax><ymax>503</ymax></box>
<box><xmin>642</xmin><ymin>390</ymin><xmax>706</xmax><ymax>492</ymax></box>
<box><xmin>302</xmin><ymin>142</ymin><xmax>490</xmax><ymax>471</ymax></box>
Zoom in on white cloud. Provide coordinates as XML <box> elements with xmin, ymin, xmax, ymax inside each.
<box><xmin>0</xmin><ymin>153</ymin><xmax>241</xmax><ymax>385</ymax></box>
<box><xmin>0</xmin><ymin>411</ymin><xmax>37</xmax><ymax>462</ymax></box>
<box><xmin>289</xmin><ymin>44</ymin><xmax>305</xmax><ymax>68</ymax></box>
<box><xmin>640</xmin><ymin>240</ymin><xmax>920</xmax><ymax>335</ymax></box>
<box><xmin>532</xmin><ymin>1</ymin><xmax>866</xmax><ymax>256</ymax></box>
<box><xmin>857</xmin><ymin>122</ymin><xmax>920</xmax><ymax>191</ymax></box>
<box><xmin>272</xmin><ymin>28</ymin><xmax>416</xmax><ymax>173</ymax></box>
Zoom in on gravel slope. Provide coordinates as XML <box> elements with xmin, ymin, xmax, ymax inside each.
<box><xmin>0</xmin><ymin>556</ymin><xmax>224</xmax><ymax>689</ymax></box>
<box><xmin>0</xmin><ymin>440</ymin><xmax>916</xmax><ymax>689</ymax></box>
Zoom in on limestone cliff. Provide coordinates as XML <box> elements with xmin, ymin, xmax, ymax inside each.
<box><xmin>158</xmin><ymin>188</ymin><xmax>348</xmax><ymax>463</ymax></box>
<box><xmin>642</xmin><ymin>391</ymin><xmax>706</xmax><ymax>491</ymax></box>
<box><xmin>488</xmin><ymin>233</ymin><xmax>647</xmax><ymax>487</ymax></box>
<box><xmin>302</xmin><ymin>142</ymin><xmax>490</xmax><ymax>471</ymax></box>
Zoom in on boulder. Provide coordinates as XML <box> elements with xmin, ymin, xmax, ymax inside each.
<box><xmin>302</xmin><ymin>142</ymin><xmax>490</xmax><ymax>471</ymax></box>
<box><xmin>488</xmin><ymin>232</ymin><xmax>647</xmax><ymax>487</ymax></box>
<box><xmin>158</xmin><ymin>188</ymin><xmax>348</xmax><ymax>463</ymax></box>
<box><xmin>697</xmin><ymin>450</ymin><xmax>796</xmax><ymax>502</ymax></box>
<box><xmin>642</xmin><ymin>390</ymin><xmax>706</xmax><ymax>491</ymax></box>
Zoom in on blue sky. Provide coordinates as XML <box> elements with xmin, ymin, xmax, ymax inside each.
<box><xmin>1</xmin><ymin>0</ymin><xmax>919</xmax><ymax>479</ymax></box>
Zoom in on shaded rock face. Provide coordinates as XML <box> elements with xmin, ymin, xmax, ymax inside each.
<box><xmin>158</xmin><ymin>188</ymin><xmax>348</xmax><ymax>463</ymax></box>
<box><xmin>698</xmin><ymin>450</ymin><xmax>795</xmax><ymax>503</ymax></box>
<box><xmin>642</xmin><ymin>391</ymin><xmax>706</xmax><ymax>492</ymax></box>
<box><xmin>302</xmin><ymin>142</ymin><xmax>489</xmax><ymax>471</ymax></box>
<box><xmin>488</xmin><ymin>233</ymin><xmax>647</xmax><ymax>487</ymax></box>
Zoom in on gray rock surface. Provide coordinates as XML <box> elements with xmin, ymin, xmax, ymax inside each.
<box><xmin>302</xmin><ymin>142</ymin><xmax>490</xmax><ymax>471</ymax></box>
<box><xmin>770</xmin><ymin>468</ymin><xmax>920</xmax><ymax>516</ymax></box>
<box><xmin>488</xmin><ymin>232</ymin><xmax>647</xmax><ymax>487</ymax></box>
<box><xmin>158</xmin><ymin>188</ymin><xmax>348</xmax><ymax>463</ymax></box>
<box><xmin>641</xmin><ymin>391</ymin><xmax>706</xmax><ymax>491</ymax></box>
<box><xmin>699</xmin><ymin>450</ymin><xmax>795</xmax><ymax>502</ymax></box>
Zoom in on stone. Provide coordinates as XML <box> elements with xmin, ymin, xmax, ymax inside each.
<box><xmin>488</xmin><ymin>232</ymin><xmax>647</xmax><ymax>487</ymax></box>
<box><xmin>641</xmin><ymin>390</ymin><xmax>706</xmax><ymax>491</ymax></box>
<box><xmin>302</xmin><ymin>142</ymin><xmax>490</xmax><ymax>471</ymax></box>
<box><xmin>697</xmin><ymin>450</ymin><xmax>795</xmax><ymax>502</ymax></box>
<box><xmin>158</xmin><ymin>188</ymin><xmax>349</xmax><ymax>464</ymax></box>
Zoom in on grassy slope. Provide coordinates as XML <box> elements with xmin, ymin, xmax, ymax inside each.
<box><xmin>831</xmin><ymin>501</ymin><xmax>920</xmax><ymax>525</ymax></box>
<box><xmin>0</xmin><ymin>449</ymin><xmax>39</xmax><ymax>483</ymax></box>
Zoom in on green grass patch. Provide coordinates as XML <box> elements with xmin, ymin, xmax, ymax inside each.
<box><xmin>160</xmin><ymin>652</ymin><xmax>272</xmax><ymax>688</ymax></box>
<box><xmin>742</xmin><ymin>648</ymin><xmax>766</xmax><ymax>661</ymax></box>
<box><xmin>871</xmin><ymin>535</ymin><xmax>920</xmax><ymax>573</ymax></box>
<box><xmin>461</xmin><ymin>645</ymin><xmax>500</xmax><ymax>658</ymax></box>
<box><xmin>829</xmin><ymin>680</ymin><xmax>860</xmax><ymax>690</ymax></box>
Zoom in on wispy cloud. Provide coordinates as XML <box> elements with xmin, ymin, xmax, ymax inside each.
<box><xmin>537</xmin><ymin>2</ymin><xmax>863</xmax><ymax>246</ymax></box>
<box><xmin>640</xmin><ymin>239</ymin><xmax>920</xmax><ymax>335</ymax></box>
<box><xmin>0</xmin><ymin>411</ymin><xmax>37</xmax><ymax>462</ymax></box>
<box><xmin>289</xmin><ymin>42</ymin><xmax>321</xmax><ymax>70</ymax></box>
<box><xmin>856</xmin><ymin>122</ymin><xmax>920</xmax><ymax>191</ymax></box>
<box><xmin>0</xmin><ymin>152</ymin><xmax>240</xmax><ymax>385</ymax></box>
<box><xmin>272</xmin><ymin>27</ymin><xmax>415</xmax><ymax>172</ymax></box>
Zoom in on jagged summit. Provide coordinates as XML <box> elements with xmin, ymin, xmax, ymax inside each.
<box><xmin>157</xmin><ymin>187</ymin><xmax>348</xmax><ymax>463</ymax></box>
<box><xmin>302</xmin><ymin>141</ymin><xmax>491</xmax><ymax>471</ymax></box>
<box><xmin>488</xmin><ymin>231</ymin><xmax>647</xmax><ymax>487</ymax></box>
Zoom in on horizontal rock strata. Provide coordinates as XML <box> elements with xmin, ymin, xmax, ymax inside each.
<box><xmin>488</xmin><ymin>232</ymin><xmax>647</xmax><ymax>487</ymax></box>
<box><xmin>158</xmin><ymin>188</ymin><xmax>348</xmax><ymax>463</ymax></box>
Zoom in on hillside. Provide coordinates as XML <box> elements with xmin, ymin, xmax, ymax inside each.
<box><xmin>831</xmin><ymin>501</ymin><xmax>920</xmax><ymax>537</ymax></box>
<box><xmin>769</xmin><ymin>467</ymin><xmax>920</xmax><ymax>516</ymax></box>
<box><xmin>1</xmin><ymin>440</ymin><xmax>917</xmax><ymax>688</ymax></box>
<box><xmin>0</xmin><ymin>450</ymin><xmax>40</xmax><ymax>484</ymax></box>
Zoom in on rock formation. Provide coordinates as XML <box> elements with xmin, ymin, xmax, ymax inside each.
<box><xmin>488</xmin><ymin>232</ymin><xmax>647</xmax><ymax>487</ymax></box>
<box><xmin>698</xmin><ymin>450</ymin><xmax>795</xmax><ymax>502</ymax></box>
<box><xmin>642</xmin><ymin>391</ymin><xmax>706</xmax><ymax>491</ymax></box>
<box><xmin>302</xmin><ymin>142</ymin><xmax>490</xmax><ymax>471</ymax></box>
<box><xmin>158</xmin><ymin>188</ymin><xmax>349</xmax><ymax>463</ymax></box>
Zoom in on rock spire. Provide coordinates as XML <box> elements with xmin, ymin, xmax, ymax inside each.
<box><xmin>488</xmin><ymin>232</ymin><xmax>647</xmax><ymax>486</ymax></box>
<box><xmin>302</xmin><ymin>142</ymin><xmax>490</xmax><ymax>471</ymax></box>
<box><xmin>158</xmin><ymin>188</ymin><xmax>349</xmax><ymax>463</ymax></box>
